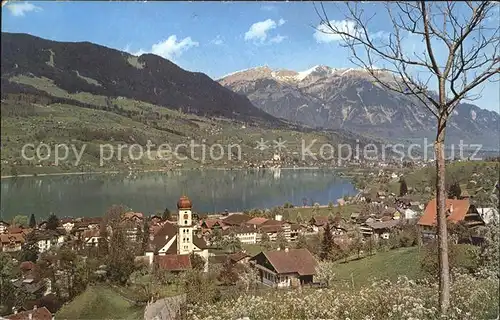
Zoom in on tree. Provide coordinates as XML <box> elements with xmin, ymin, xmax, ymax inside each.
<box><xmin>103</xmin><ymin>205</ymin><xmax>136</xmax><ymax>285</ymax></box>
<box><xmin>209</xmin><ymin>228</ymin><xmax>223</xmax><ymax>248</ymax></box>
<box><xmin>328</xmin><ymin>201</ymin><xmax>334</xmax><ymax>210</ymax></box>
<box><xmin>190</xmin><ymin>253</ymin><xmax>206</xmax><ymax>271</ymax></box>
<box><xmin>399</xmin><ymin>178</ymin><xmax>408</xmax><ymax>197</ymax></box>
<box><xmin>260</xmin><ymin>231</ymin><xmax>272</xmax><ymax>250</ymax></box>
<box><xmin>223</xmin><ymin>233</ymin><xmax>242</xmax><ymax>253</ymax></box>
<box><xmin>217</xmin><ymin>260</ymin><xmax>239</xmax><ymax>286</ymax></box>
<box><xmin>296</xmin><ymin>212</ymin><xmax>304</xmax><ymax>224</ymax></box>
<box><xmin>276</xmin><ymin>230</ymin><xmax>288</xmax><ymax>250</ymax></box>
<box><xmin>46</xmin><ymin>213</ymin><xmax>59</xmax><ymax>230</ymax></box>
<box><xmin>295</xmin><ymin>233</ymin><xmax>308</xmax><ymax>249</ymax></box>
<box><xmin>0</xmin><ymin>253</ymin><xmax>18</xmax><ymax>314</ymax></box>
<box><xmin>320</xmin><ymin>223</ymin><xmax>334</xmax><ymax>261</ymax></box>
<box><xmin>448</xmin><ymin>181</ymin><xmax>462</xmax><ymax>199</ymax></box>
<box><xmin>237</xmin><ymin>265</ymin><xmax>259</xmax><ymax>292</ymax></box>
<box><xmin>140</xmin><ymin>219</ymin><xmax>149</xmax><ymax>254</ymax></box>
<box><xmin>28</xmin><ymin>214</ymin><xmax>36</xmax><ymax>229</ymax></box>
<box><xmin>315</xmin><ymin>261</ymin><xmax>336</xmax><ymax>287</ymax></box>
<box><xmin>162</xmin><ymin>207</ymin><xmax>172</xmax><ymax>221</ymax></box>
<box><xmin>351</xmin><ymin>233</ymin><xmax>364</xmax><ymax>259</ymax></box>
<box><xmin>12</xmin><ymin>215</ymin><xmax>28</xmax><ymax>228</ymax></box>
<box><xmin>19</xmin><ymin>234</ymin><xmax>39</xmax><ymax>263</ymax></box>
<box><xmin>316</xmin><ymin>2</ymin><xmax>499</xmax><ymax>313</ymax></box>
<box><xmin>182</xmin><ymin>269</ymin><xmax>220</xmax><ymax>305</ymax></box>
<box><xmin>106</xmin><ymin>225</ymin><xmax>137</xmax><ymax>284</ymax></box>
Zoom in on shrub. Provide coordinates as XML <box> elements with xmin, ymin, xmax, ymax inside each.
<box><xmin>184</xmin><ymin>272</ymin><xmax>498</xmax><ymax>320</ymax></box>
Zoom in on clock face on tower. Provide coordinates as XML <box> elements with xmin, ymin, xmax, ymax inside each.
<box><xmin>183</xmin><ymin>214</ymin><xmax>188</xmax><ymax>219</ymax></box>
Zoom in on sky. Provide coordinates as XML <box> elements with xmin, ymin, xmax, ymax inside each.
<box><xmin>2</xmin><ymin>1</ymin><xmax>499</xmax><ymax>112</ymax></box>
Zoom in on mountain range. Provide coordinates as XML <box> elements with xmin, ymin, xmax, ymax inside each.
<box><xmin>1</xmin><ymin>32</ymin><xmax>391</xmax><ymax>175</ymax></box>
<box><xmin>1</xmin><ymin>32</ymin><xmax>278</xmax><ymax>126</ymax></box>
<box><xmin>219</xmin><ymin>66</ymin><xmax>499</xmax><ymax>149</ymax></box>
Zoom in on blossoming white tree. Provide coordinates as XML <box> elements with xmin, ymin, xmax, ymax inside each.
<box><xmin>314</xmin><ymin>1</ymin><xmax>499</xmax><ymax>313</ymax></box>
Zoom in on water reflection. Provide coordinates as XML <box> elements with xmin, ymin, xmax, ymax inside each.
<box><xmin>0</xmin><ymin>169</ymin><xmax>356</xmax><ymax>220</ymax></box>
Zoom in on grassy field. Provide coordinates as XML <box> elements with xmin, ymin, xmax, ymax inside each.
<box><xmin>331</xmin><ymin>247</ymin><xmax>422</xmax><ymax>288</ymax></box>
<box><xmin>56</xmin><ymin>285</ymin><xmax>145</xmax><ymax>320</ymax></box>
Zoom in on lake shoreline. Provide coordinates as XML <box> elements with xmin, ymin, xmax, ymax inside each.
<box><xmin>0</xmin><ymin>166</ymin><xmax>331</xmax><ymax>180</ymax></box>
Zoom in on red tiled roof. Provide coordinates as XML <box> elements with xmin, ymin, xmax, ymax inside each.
<box><xmin>257</xmin><ymin>248</ymin><xmax>318</xmax><ymax>276</ymax></box>
<box><xmin>310</xmin><ymin>216</ymin><xmax>329</xmax><ymax>227</ymax></box>
<box><xmin>123</xmin><ymin>212</ymin><xmax>144</xmax><ymax>221</ymax></box>
<box><xmin>20</xmin><ymin>261</ymin><xmax>35</xmax><ymax>272</ymax></box>
<box><xmin>154</xmin><ymin>254</ymin><xmax>191</xmax><ymax>271</ymax></box>
<box><xmin>245</xmin><ymin>217</ymin><xmax>269</xmax><ymax>226</ymax></box>
<box><xmin>193</xmin><ymin>234</ymin><xmax>209</xmax><ymax>250</ymax></box>
<box><xmin>147</xmin><ymin>221</ymin><xmax>177</xmax><ymax>254</ymax></box>
<box><xmin>418</xmin><ymin>198</ymin><xmax>471</xmax><ymax>227</ymax></box>
<box><xmin>0</xmin><ymin>233</ymin><xmax>25</xmax><ymax>245</ymax></box>
<box><xmin>259</xmin><ymin>225</ymin><xmax>282</xmax><ymax>233</ymax></box>
<box><xmin>221</xmin><ymin>213</ymin><xmax>252</xmax><ymax>226</ymax></box>
<box><xmin>5</xmin><ymin>307</ymin><xmax>52</xmax><ymax>320</ymax></box>
<box><xmin>200</xmin><ymin>219</ymin><xmax>223</xmax><ymax>229</ymax></box>
<box><xmin>228</xmin><ymin>251</ymin><xmax>250</xmax><ymax>262</ymax></box>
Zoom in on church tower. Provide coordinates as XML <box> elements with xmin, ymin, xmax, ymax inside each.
<box><xmin>177</xmin><ymin>195</ymin><xmax>194</xmax><ymax>255</ymax></box>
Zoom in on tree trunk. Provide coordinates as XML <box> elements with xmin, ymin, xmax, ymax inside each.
<box><xmin>435</xmin><ymin>116</ymin><xmax>450</xmax><ymax>314</ymax></box>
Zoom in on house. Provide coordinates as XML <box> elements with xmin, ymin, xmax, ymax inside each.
<box><xmin>30</xmin><ymin>230</ymin><xmax>65</xmax><ymax>253</ymax></box>
<box><xmin>377</xmin><ymin>191</ymin><xmax>386</xmax><ymax>200</ymax></box>
<box><xmin>460</xmin><ymin>189</ymin><xmax>471</xmax><ymax>199</ymax></box>
<box><xmin>0</xmin><ymin>220</ymin><xmax>10</xmax><ymax>234</ymax></box>
<box><xmin>362</xmin><ymin>220</ymin><xmax>402</xmax><ymax>240</ymax></box>
<box><xmin>221</xmin><ymin>213</ymin><xmax>252</xmax><ymax>226</ymax></box>
<box><xmin>60</xmin><ymin>218</ymin><xmax>75</xmax><ymax>233</ymax></box>
<box><xmin>150</xmin><ymin>215</ymin><xmax>163</xmax><ymax>225</ymax></box>
<box><xmin>71</xmin><ymin>217</ymin><xmax>102</xmax><ymax>238</ymax></box>
<box><xmin>144</xmin><ymin>196</ymin><xmax>210</xmax><ymax>272</ymax></box>
<box><xmin>257</xmin><ymin>219</ymin><xmax>291</xmax><ymax>242</ymax></box>
<box><xmin>1</xmin><ymin>233</ymin><xmax>25</xmax><ymax>252</ymax></box>
<box><xmin>199</xmin><ymin>218</ymin><xmax>225</xmax><ymax>234</ymax></box>
<box><xmin>245</xmin><ymin>217</ymin><xmax>269</xmax><ymax>229</ymax></box>
<box><xmin>121</xmin><ymin>212</ymin><xmax>144</xmax><ymax>242</ymax></box>
<box><xmin>398</xmin><ymin>207</ymin><xmax>419</xmax><ymax>220</ymax></box>
<box><xmin>222</xmin><ymin>225</ymin><xmax>257</xmax><ymax>244</ymax></box>
<box><xmin>228</xmin><ymin>251</ymin><xmax>251</xmax><ymax>264</ymax></box>
<box><xmin>154</xmin><ymin>254</ymin><xmax>192</xmax><ymax>273</ymax></box>
<box><xmin>82</xmin><ymin>229</ymin><xmax>101</xmax><ymax>247</ymax></box>
<box><xmin>477</xmin><ymin>207</ymin><xmax>499</xmax><ymax>224</ymax></box>
<box><xmin>4</xmin><ymin>306</ymin><xmax>53</xmax><ymax>320</ymax></box>
<box><xmin>289</xmin><ymin>224</ymin><xmax>303</xmax><ymax>241</ymax></box>
<box><xmin>418</xmin><ymin>198</ymin><xmax>485</xmax><ymax>241</ymax></box>
<box><xmin>249</xmin><ymin>248</ymin><xmax>318</xmax><ymax>288</ymax></box>
<box><xmin>350</xmin><ymin>212</ymin><xmax>361</xmax><ymax>223</ymax></box>
<box><xmin>309</xmin><ymin>216</ymin><xmax>329</xmax><ymax>233</ymax></box>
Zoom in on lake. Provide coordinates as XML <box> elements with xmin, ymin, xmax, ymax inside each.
<box><xmin>0</xmin><ymin>168</ymin><xmax>357</xmax><ymax>221</ymax></box>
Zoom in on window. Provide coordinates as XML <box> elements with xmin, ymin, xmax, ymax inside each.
<box><xmin>184</xmin><ymin>220</ymin><xmax>188</xmax><ymax>225</ymax></box>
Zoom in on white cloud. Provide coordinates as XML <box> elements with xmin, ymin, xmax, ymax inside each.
<box><xmin>244</xmin><ymin>18</ymin><xmax>286</xmax><ymax>44</ymax></box>
<box><xmin>131</xmin><ymin>35</ymin><xmax>199</xmax><ymax>60</ymax></box>
<box><xmin>313</xmin><ymin>20</ymin><xmax>358</xmax><ymax>43</ymax></box>
<box><xmin>270</xmin><ymin>34</ymin><xmax>287</xmax><ymax>44</ymax></box>
<box><xmin>261</xmin><ymin>5</ymin><xmax>276</xmax><ymax>11</ymax></box>
<box><xmin>211</xmin><ymin>35</ymin><xmax>224</xmax><ymax>46</ymax></box>
<box><xmin>6</xmin><ymin>2</ymin><xmax>41</xmax><ymax>17</ymax></box>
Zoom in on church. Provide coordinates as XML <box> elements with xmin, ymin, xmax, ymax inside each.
<box><xmin>145</xmin><ymin>196</ymin><xmax>210</xmax><ymax>272</ymax></box>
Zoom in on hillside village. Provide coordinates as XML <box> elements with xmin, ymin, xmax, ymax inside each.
<box><xmin>1</xmin><ymin>167</ymin><xmax>498</xmax><ymax>319</ymax></box>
